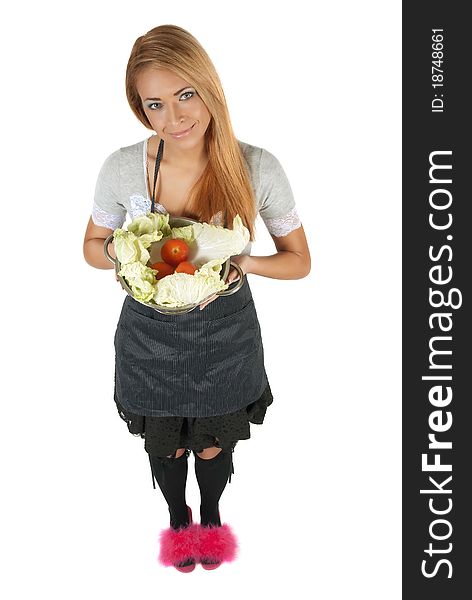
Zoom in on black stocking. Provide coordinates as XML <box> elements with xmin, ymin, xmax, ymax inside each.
<box><xmin>194</xmin><ymin>449</ymin><xmax>233</xmax><ymax>527</ymax></box>
<box><xmin>148</xmin><ymin>450</ymin><xmax>190</xmax><ymax>530</ymax></box>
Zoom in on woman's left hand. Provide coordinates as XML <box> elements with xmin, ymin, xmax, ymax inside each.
<box><xmin>199</xmin><ymin>254</ymin><xmax>252</xmax><ymax>310</ymax></box>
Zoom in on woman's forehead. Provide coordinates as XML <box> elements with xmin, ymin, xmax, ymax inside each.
<box><xmin>137</xmin><ymin>68</ymin><xmax>191</xmax><ymax>95</ymax></box>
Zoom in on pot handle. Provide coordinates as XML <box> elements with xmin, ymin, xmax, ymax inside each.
<box><xmin>217</xmin><ymin>261</ymin><xmax>245</xmax><ymax>296</ymax></box>
<box><xmin>104</xmin><ymin>234</ymin><xmax>116</xmax><ymax>265</ymax></box>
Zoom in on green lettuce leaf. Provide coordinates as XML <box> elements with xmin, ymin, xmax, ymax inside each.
<box><xmin>113</xmin><ymin>229</ymin><xmax>150</xmax><ymax>265</ymax></box>
<box><xmin>171</xmin><ymin>215</ymin><xmax>249</xmax><ymax>267</ymax></box>
<box><xmin>170</xmin><ymin>225</ymin><xmax>196</xmax><ymax>244</ymax></box>
<box><xmin>153</xmin><ymin>258</ymin><xmax>229</xmax><ymax>307</ymax></box>
<box><xmin>127</xmin><ymin>212</ymin><xmax>171</xmax><ymax>238</ymax></box>
<box><xmin>139</xmin><ymin>230</ymin><xmax>162</xmax><ymax>249</ymax></box>
<box><xmin>118</xmin><ymin>262</ymin><xmax>158</xmax><ymax>302</ymax></box>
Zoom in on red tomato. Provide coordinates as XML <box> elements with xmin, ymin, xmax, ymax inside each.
<box><xmin>161</xmin><ymin>239</ymin><xmax>190</xmax><ymax>267</ymax></box>
<box><xmin>174</xmin><ymin>261</ymin><xmax>197</xmax><ymax>275</ymax></box>
<box><xmin>150</xmin><ymin>261</ymin><xmax>175</xmax><ymax>280</ymax></box>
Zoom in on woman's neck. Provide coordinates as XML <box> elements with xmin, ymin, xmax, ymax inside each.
<box><xmin>149</xmin><ymin>135</ymin><xmax>208</xmax><ymax>171</ymax></box>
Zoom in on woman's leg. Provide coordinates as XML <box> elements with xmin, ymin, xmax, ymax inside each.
<box><xmin>195</xmin><ymin>445</ymin><xmax>232</xmax><ymax>527</ymax></box>
<box><xmin>169</xmin><ymin>448</ymin><xmax>186</xmax><ymax>459</ymax></box>
<box><xmin>149</xmin><ymin>448</ymin><xmax>190</xmax><ymax>530</ymax></box>
<box><xmin>196</xmin><ymin>447</ymin><xmax>222</xmax><ymax>459</ymax></box>
<box><xmin>152</xmin><ymin>447</ymin><xmax>200</xmax><ymax>570</ymax></box>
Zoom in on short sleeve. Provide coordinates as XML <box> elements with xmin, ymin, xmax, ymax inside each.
<box><xmin>91</xmin><ymin>149</ymin><xmax>127</xmax><ymax>230</ymax></box>
<box><xmin>258</xmin><ymin>149</ymin><xmax>302</xmax><ymax>237</ymax></box>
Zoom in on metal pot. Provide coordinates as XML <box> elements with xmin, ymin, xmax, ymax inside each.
<box><xmin>103</xmin><ymin>215</ymin><xmax>244</xmax><ymax>315</ymax></box>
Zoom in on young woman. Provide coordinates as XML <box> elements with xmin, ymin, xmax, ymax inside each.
<box><xmin>83</xmin><ymin>24</ymin><xmax>310</xmax><ymax>573</ymax></box>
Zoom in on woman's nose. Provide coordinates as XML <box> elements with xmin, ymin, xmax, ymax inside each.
<box><xmin>167</xmin><ymin>103</ymin><xmax>185</xmax><ymax>126</ymax></box>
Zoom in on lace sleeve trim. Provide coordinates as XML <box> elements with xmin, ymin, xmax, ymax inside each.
<box><xmin>262</xmin><ymin>206</ymin><xmax>301</xmax><ymax>237</ymax></box>
<box><xmin>92</xmin><ymin>203</ymin><xmax>126</xmax><ymax>230</ymax></box>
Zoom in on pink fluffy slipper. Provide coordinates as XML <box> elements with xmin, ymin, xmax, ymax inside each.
<box><xmin>197</xmin><ymin>522</ymin><xmax>239</xmax><ymax>569</ymax></box>
<box><xmin>158</xmin><ymin>506</ymin><xmax>199</xmax><ymax>573</ymax></box>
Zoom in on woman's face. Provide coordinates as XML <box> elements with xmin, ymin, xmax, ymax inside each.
<box><xmin>136</xmin><ymin>68</ymin><xmax>212</xmax><ymax>148</ymax></box>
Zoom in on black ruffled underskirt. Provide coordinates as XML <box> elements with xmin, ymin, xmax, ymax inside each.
<box><xmin>114</xmin><ymin>382</ymin><xmax>274</xmax><ymax>457</ymax></box>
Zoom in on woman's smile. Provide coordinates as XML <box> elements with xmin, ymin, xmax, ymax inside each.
<box><xmin>169</xmin><ymin>123</ymin><xmax>195</xmax><ymax>138</ymax></box>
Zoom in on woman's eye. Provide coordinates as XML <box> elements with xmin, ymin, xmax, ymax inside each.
<box><xmin>148</xmin><ymin>91</ymin><xmax>194</xmax><ymax>111</ymax></box>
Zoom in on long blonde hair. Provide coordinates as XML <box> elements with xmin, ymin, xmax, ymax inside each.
<box><xmin>125</xmin><ymin>24</ymin><xmax>257</xmax><ymax>241</ymax></box>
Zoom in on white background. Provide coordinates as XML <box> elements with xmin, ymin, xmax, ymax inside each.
<box><xmin>1</xmin><ymin>1</ymin><xmax>401</xmax><ymax>597</ymax></box>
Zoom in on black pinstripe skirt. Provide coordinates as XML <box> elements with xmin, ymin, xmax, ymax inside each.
<box><xmin>114</xmin><ymin>275</ymin><xmax>269</xmax><ymax>416</ymax></box>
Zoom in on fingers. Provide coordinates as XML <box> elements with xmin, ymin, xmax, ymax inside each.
<box><xmin>199</xmin><ymin>293</ymin><xmax>218</xmax><ymax>310</ymax></box>
<box><xmin>226</xmin><ymin>267</ymin><xmax>240</xmax><ymax>284</ymax></box>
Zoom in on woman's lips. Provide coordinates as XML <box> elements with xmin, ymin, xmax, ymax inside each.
<box><xmin>169</xmin><ymin>124</ymin><xmax>195</xmax><ymax>138</ymax></box>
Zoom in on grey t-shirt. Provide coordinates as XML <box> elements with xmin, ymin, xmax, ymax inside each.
<box><xmin>92</xmin><ymin>137</ymin><xmax>301</xmax><ymax>255</ymax></box>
